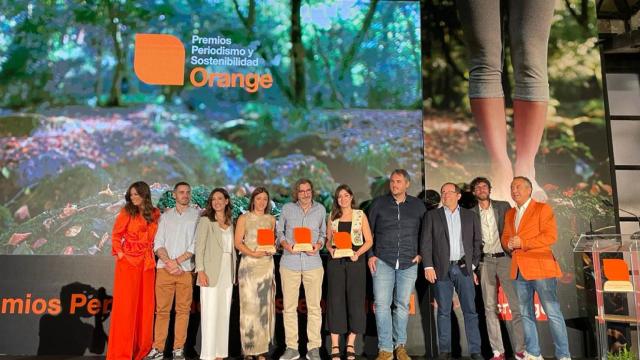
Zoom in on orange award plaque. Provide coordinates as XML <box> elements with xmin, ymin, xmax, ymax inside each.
<box><xmin>332</xmin><ymin>231</ymin><xmax>354</xmax><ymax>258</ymax></box>
<box><xmin>256</xmin><ymin>228</ymin><xmax>276</xmax><ymax>254</ymax></box>
<box><xmin>603</xmin><ymin>258</ymin><xmax>633</xmax><ymax>292</ymax></box>
<box><xmin>293</xmin><ymin>227</ymin><xmax>313</xmax><ymax>252</ymax></box>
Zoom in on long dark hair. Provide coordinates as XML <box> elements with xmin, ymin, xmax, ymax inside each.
<box><xmin>330</xmin><ymin>184</ymin><xmax>357</xmax><ymax>221</ymax></box>
<box><xmin>249</xmin><ymin>187</ymin><xmax>271</xmax><ymax>214</ymax></box>
<box><xmin>124</xmin><ymin>181</ymin><xmax>155</xmax><ymax>223</ymax></box>
<box><xmin>201</xmin><ymin>188</ymin><xmax>232</xmax><ymax>225</ymax></box>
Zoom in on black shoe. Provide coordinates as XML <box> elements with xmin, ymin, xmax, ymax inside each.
<box><xmin>437</xmin><ymin>352</ymin><xmax>451</xmax><ymax>360</ymax></box>
<box><xmin>330</xmin><ymin>346</ymin><xmax>341</xmax><ymax>360</ymax></box>
<box><xmin>470</xmin><ymin>354</ymin><xmax>483</xmax><ymax>360</ymax></box>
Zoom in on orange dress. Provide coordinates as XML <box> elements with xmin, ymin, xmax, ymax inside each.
<box><xmin>107</xmin><ymin>208</ymin><xmax>160</xmax><ymax>360</ymax></box>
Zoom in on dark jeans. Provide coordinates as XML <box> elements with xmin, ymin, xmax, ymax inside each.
<box><xmin>434</xmin><ymin>263</ymin><xmax>481</xmax><ymax>354</ymax></box>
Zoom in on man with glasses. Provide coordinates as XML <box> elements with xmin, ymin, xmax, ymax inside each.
<box><xmin>422</xmin><ymin>182</ymin><xmax>483</xmax><ymax>360</ymax></box>
<box><xmin>277</xmin><ymin>179</ymin><xmax>326</xmax><ymax>360</ymax></box>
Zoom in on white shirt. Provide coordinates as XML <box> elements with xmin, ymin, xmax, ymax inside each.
<box><xmin>154</xmin><ymin>207</ymin><xmax>200</xmax><ymax>271</ymax></box>
<box><xmin>514</xmin><ymin>197</ymin><xmax>532</xmax><ymax>232</ymax></box>
<box><xmin>221</xmin><ymin>226</ymin><xmax>234</xmax><ymax>253</ymax></box>
<box><xmin>479</xmin><ymin>202</ymin><xmax>502</xmax><ymax>254</ymax></box>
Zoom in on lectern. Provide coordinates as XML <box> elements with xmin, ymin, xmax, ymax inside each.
<box><xmin>573</xmin><ymin>234</ymin><xmax>640</xmax><ymax>359</ymax></box>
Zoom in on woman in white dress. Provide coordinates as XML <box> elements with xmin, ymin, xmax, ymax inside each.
<box><xmin>195</xmin><ymin>188</ymin><xmax>236</xmax><ymax>360</ymax></box>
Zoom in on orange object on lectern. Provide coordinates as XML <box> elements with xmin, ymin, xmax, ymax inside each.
<box><xmin>257</xmin><ymin>229</ymin><xmax>275</xmax><ymax>245</ymax></box>
<box><xmin>334</xmin><ymin>232</ymin><xmax>352</xmax><ymax>249</ymax></box>
<box><xmin>603</xmin><ymin>259</ymin><xmax>630</xmax><ymax>281</ymax></box>
<box><xmin>293</xmin><ymin>227</ymin><xmax>312</xmax><ymax>244</ymax></box>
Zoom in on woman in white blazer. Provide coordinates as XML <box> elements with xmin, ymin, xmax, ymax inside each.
<box><xmin>195</xmin><ymin>188</ymin><xmax>236</xmax><ymax>360</ymax></box>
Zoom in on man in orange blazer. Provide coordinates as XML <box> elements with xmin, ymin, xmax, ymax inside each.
<box><xmin>501</xmin><ymin>177</ymin><xmax>571</xmax><ymax>360</ymax></box>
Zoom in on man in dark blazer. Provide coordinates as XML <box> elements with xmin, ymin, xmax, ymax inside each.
<box><xmin>470</xmin><ymin>177</ymin><xmax>525</xmax><ymax>360</ymax></box>
<box><xmin>422</xmin><ymin>182</ymin><xmax>482</xmax><ymax>360</ymax></box>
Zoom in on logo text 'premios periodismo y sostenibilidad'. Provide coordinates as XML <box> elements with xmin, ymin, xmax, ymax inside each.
<box><xmin>133</xmin><ymin>33</ymin><xmax>273</xmax><ymax>93</ymax></box>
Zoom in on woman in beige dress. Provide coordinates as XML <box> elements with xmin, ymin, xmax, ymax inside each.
<box><xmin>234</xmin><ymin>187</ymin><xmax>277</xmax><ymax>360</ymax></box>
<box><xmin>195</xmin><ymin>188</ymin><xmax>235</xmax><ymax>360</ymax></box>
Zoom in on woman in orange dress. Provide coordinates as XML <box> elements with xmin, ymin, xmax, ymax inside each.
<box><xmin>107</xmin><ymin>181</ymin><xmax>161</xmax><ymax>360</ymax></box>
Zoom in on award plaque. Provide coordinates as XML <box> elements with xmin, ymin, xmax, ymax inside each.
<box><xmin>293</xmin><ymin>227</ymin><xmax>313</xmax><ymax>252</ymax></box>
<box><xmin>332</xmin><ymin>231</ymin><xmax>354</xmax><ymax>258</ymax></box>
<box><xmin>255</xmin><ymin>228</ymin><xmax>276</xmax><ymax>254</ymax></box>
<box><xmin>603</xmin><ymin>258</ymin><xmax>633</xmax><ymax>292</ymax></box>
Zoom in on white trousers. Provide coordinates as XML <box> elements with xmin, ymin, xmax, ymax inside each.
<box><xmin>199</xmin><ymin>256</ymin><xmax>233</xmax><ymax>359</ymax></box>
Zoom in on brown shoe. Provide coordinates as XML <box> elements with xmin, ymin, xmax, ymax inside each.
<box><xmin>375</xmin><ymin>350</ymin><xmax>393</xmax><ymax>360</ymax></box>
<box><xmin>394</xmin><ymin>345</ymin><xmax>411</xmax><ymax>360</ymax></box>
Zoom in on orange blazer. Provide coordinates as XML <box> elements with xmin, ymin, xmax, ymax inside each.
<box><xmin>501</xmin><ymin>199</ymin><xmax>561</xmax><ymax>280</ymax></box>
<box><xmin>111</xmin><ymin>208</ymin><xmax>161</xmax><ymax>270</ymax></box>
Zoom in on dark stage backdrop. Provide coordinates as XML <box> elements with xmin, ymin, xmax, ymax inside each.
<box><xmin>421</xmin><ymin>0</ymin><xmax>613</xmax><ymax>357</ymax></box>
<box><xmin>0</xmin><ymin>255</ymin><xmax>438</xmax><ymax>358</ymax></box>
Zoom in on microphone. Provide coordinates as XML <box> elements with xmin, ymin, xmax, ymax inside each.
<box><xmin>602</xmin><ymin>199</ymin><xmax>640</xmax><ymax>240</ymax></box>
<box><xmin>586</xmin><ymin>215</ymin><xmax>595</xmax><ymax>235</ymax></box>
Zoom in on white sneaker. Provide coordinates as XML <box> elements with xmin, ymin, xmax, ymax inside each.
<box><xmin>173</xmin><ymin>348</ymin><xmax>185</xmax><ymax>360</ymax></box>
<box><xmin>558</xmin><ymin>357</ymin><xmax>572</xmax><ymax>360</ymax></box>
<box><xmin>145</xmin><ymin>348</ymin><xmax>164</xmax><ymax>360</ymax></box>
<box><xmin>525</xmin><ymin>354</ymin><xmax>543</xmax><ymax>360</ymax></box>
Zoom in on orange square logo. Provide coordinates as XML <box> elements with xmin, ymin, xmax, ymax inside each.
<box><xmin>134</xmin><ymin>34</ymin><xmax>185</xmax><ymax>85</ymax></box>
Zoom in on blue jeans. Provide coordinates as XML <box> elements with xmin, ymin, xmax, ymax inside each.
<box><xmin>515</xmin><ymin>273</ymin><xmax>570</xmax><ymax>358</ymax></box>
<box><xmin>372</xmin><ymin>260</ymin><xmax>418</xmax><ymax>352</ymax></box>
<box><xmin>434</xmin><ymin>263</ymin><xmax>481</xmax><ymax>354</ymax></box>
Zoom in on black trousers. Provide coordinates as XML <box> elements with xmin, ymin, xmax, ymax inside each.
<box><xmin>326</xmin><ymin>256</ymin><xmax>366</xmax><ymax>334</ymax></box>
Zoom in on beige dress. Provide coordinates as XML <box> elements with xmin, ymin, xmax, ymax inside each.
<box><xmin>237</xmin><ymin>212</ymin><xmax>276</xmax><ymax>355</ymax></box>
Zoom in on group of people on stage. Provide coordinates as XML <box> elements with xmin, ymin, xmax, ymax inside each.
<box><xmin>105</xmin><ymin>169</ymin><xmax>571</xmax><ymax>360</ymax></box>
